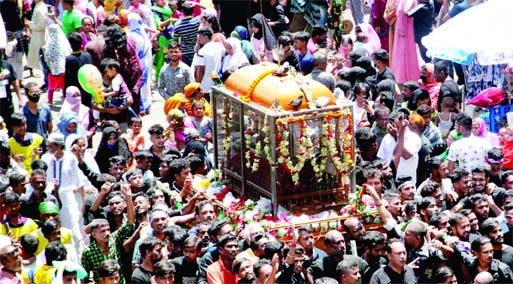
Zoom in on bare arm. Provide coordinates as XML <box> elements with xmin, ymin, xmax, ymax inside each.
<box><xmin>195</xmin><ymin>65</ymin><xmax>205</xmax><ymax>84</ymax></box>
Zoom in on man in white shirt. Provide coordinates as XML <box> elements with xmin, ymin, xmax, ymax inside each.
<box><xmin>448</xmin><ymin>113</ymin><xmax>491</xmax><ymax>173</ymax></box>
<box><xmin>41</xmin><ymin>133</ymin><xmax>86</xmax><ymax>255</ymax></box>
<box><xmin>193</xmin><ymin>27</ymin><xmax>224</xmax><ymax>101</ymax></box>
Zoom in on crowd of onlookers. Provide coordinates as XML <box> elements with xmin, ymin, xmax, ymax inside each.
<box><xmin>1</xmin><ymin>0</ymin><xmax>513</xmax><ymax>283</ymax></box>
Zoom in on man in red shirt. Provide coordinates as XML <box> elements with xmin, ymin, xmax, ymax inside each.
<box><xmin>206</xmin><ymin>234</ymin><xmax>239</xmax><ymax>284</ymax></box>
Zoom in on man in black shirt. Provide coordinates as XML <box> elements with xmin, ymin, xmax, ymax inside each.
<box><xmin>369</xmin><ymin>240</ymin><xmax>417</xmax><ymax>284</ymax></box>
<box><xmin>480</xmin><ymin>218</ymin><xmax>513</xmax><ymax>269</ymax></box>
<box><xmin>131</xmin><ymin>236</ymin><xmax>164</xmax><ymax>283</ymax></box>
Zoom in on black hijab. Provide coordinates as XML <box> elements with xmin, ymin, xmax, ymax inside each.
<box><xmin>250</xmin><ymin>13</ymin><xmax>276</xmax><ymax>51</ymax></box>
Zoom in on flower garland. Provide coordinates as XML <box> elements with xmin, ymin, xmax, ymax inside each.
<box><xmin>221</xmin><ymin>109</ymin><xmax>232</xmax><ymax>157</ymax></box>
<box><xmin>246</xmin><ymin>69</ymin><xmax>275</xmax><ymax>103</ymax></box>
<box><xmin>261</xmin><ymin>116</ymin><xmax>273</xmax><ymax>165</ymax></box>
<box><xmin>325</xmin><ymin>110</ymin><xmax>354</xmax><ymax>174</ymax></box>
<box><xmin>276</xmin><ymin>116</ymin><xmax>314</xmax><ymax>184</ymax></box>
<box><xmin>244</xmin><ymin>118</ymin><xmax>256</xmax><ymax>170</ymax></box>
<box><xmin>312</xmin><ymin>122</ymin><xmax>329</xmax><ymax>182</ymax></box>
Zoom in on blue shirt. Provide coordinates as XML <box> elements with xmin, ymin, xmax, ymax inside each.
<box><xmin>298</xmin><ymin>51</ymin><xmax>314</xmax><ymax>75</ymax></box>
<box><xmin>21</xmin><ymin>103</ymin><xmax>52</xmax><ymax>141</ymax></box>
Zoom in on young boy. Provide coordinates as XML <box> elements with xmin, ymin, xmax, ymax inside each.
<box><xmin>171</xmin><ymin>236</ymin><xmax>201</xmax><ymax>283</ymax></box>
<box><xmin>122</xmin><ymin>117</ymin><xmax>145</xmax><ymax>153</ymax></box>
<box><xmin>101</xmin><ymin>58</ymin><xmax>130</xmax><ymax>110</ymax></box>
<box><xmin>7</xmin><ymin>113</ymin><xmax>44</xmax><ymax>173</ymax></box>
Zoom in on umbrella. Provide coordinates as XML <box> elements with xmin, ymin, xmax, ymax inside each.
<box><xmin>423</xmin><ymin>0</ymin><xmax>513</xmax><ymax>65</ymax></box>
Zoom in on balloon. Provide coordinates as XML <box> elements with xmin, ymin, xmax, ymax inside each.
<box><xmin>465</xmin><ymin>87</ymin><xmax>506</xmax><ymax>108</ymax></box>
<box><xmin>78</xmin><ymin>64</ymin><xmax>104</xmax><ymax>104</ymax></box>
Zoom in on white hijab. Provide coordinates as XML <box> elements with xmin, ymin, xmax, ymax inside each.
<box><xmin>222</xmin><ymin>37</ymin><xmax>250</xmax><ymax>73</ymax></box>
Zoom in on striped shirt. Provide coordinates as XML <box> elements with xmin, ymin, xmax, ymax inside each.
<box><xmin>174</xmin><ymin>16</ymin><xmax>200</xmax><ymax>57</ymax></box>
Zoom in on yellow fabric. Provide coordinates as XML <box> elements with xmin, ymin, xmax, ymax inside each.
<box><xmin>7</xmin><ymin>133</ymin><xmax>43</xmax><ymax>174</ymax></box>
<box><xmin>32</xmin><ymin>227</ymin><xmax>73</xmax><ymax>256</ymax></box>
<box><xmin>34</xmin><ymin>265</ymin><xmax>55</xmax><ymax>284</ymax></box>
<box><xmin>0</xmin><ymin>218</ymin><xmax>39</xmax><ymax>240</ymax></box>
<box><xmin>164</xmin><ymin>94</ymin><xmax>212</xmax><ymax>117</ymax></box>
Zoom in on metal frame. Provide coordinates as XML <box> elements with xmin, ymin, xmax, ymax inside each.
<box><xmin>211</xmin><ymin>86</ymin><xmax>355</xmax><ymax>215</ymax></box>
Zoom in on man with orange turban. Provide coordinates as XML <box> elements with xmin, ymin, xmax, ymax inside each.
<box><xmin>163</xmin><ymin>82</ymin><xmax>212</xmax><ymax>117</ymax></box>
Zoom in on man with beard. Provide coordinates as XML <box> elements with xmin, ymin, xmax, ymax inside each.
<box><xmin>131</xmin><ymin>236</ymin><xmax>164</xmax><ymax>283</ymax></box>
<box><xmin>417</xmin><ymin>197</ymin><xmax>439</xmax><ymax>224</ymax></box>
<box><xmin>396</xmin><ymin>177</ymin><xmax>416</xmax><ymax>203</ymax></box>
<box><xmin>480</xmin><ymin>218</ymin><xmax>513</xmax><ymax>269</ymax></box>
<box><xmin>234</xmin><ymin>257</ymin><xmax>256</xmax><ymax>284</ymax></box>
<box><xmin>188</xmin><ymin>201</ymin><xmax>216</xmax><ymax>237</ymax></box>
<box><xmin>403</xmin><ymin>221</ymin><xmax>452</xmax><ymax>282</ymax></box>
<box><xmin>419</xmin><ymin>182</ymin><xmax>445</xmax><ymax>210</ymax></box>
<box><xmin>343</xmin><ymin>218</ymin><xmax>366</xmax><ymax>256</ymax></box>
<box><xmin>311</xmin><ymin>230</ymin><xmax>368</xmax><ymax>280</ymax></box>
<box><xmin>461</xmin><ymin>236</ymin><xmax>513</xmax><ymax>283</ymax></box>
<box><xmin>82</xmin><ymin>219</ymin><xmax>123</xmax><ymax>283</ymax></box>
<box><xmin>487</xmin><ymin>148</ymin><xmax>504</xmax><ymax>187</ymax></box>
<box><xmin>207</xmin><ymin>234</ymin><xmax>239</xmax><ymax>284</ymax></box>
<box><xmin>373</xmin><ymin>159</ymin><xmax>395</xmax><ymax>192</ymax></box>
<box><xmin>132</xmin><ymin>206</ymin><xmax>169</xmax><ymax>268</ymax></box>
<box><xmin>448</xmin><ymin>168</ymin><xmax>471</xmax><ymax>210</ymax></box>
<box><xmin>0</xmin><ymin>191</ymin><xmax>38</xmax><ymax>240</ymax></box>
<box><xmin>20</xmin><ymin>169</ymin><xmax>58</xmax><ymax>221</ymax></box>
<box><xmin>172</xmin><ymin>236</ymin><xmax>201</xmax><ymax>283</ymax></box>
<box><xmin>366</xmin><ymin>185</ymin><xmax>404</xmax><ymax>239</ymax></box>
<box><xmin>418</xmin><ymin>157</ymin><xmax>455</xmax><ymax>204</ymax></box>
<box><xmin>197</xmin><ymin>220</ymin><xmax>234</xmax><ymax>284</ymax></box>
<box><xmin>369</xmin><ymin>240</ymin><xmax>416</xmax><ymax>284</ymax></box>
<box><xmin>463</xmin><ymin>194</ymin><xmax>491</xmax><ymax>223</ymax></box>
<box><xmin>461</xmin><ymin>209</ymin><xmax>481</xmax><ymax>235</ymax></box>
<box><xmin>503</xmin><ymin>204</ymin><xmax>513</xmax><ymax>246</ymax></box>
<box><xmin>158</xmin><ymin>42</ymin><xmax>194</xmax><ymax>100</ymax></box>
<box><xmin>361</xmin><ymin>231</ymin><xmax>388</xmax><ymax>282</ymax></box>
<box><xmin>0</xmin><ymin>245</ymin><xmax>22</xmax><ymax>282</ymax></box>
<box><xmin>471</xmin><ymin>167</ymin><xmax>491</xmax><ymax>194</ymax></box>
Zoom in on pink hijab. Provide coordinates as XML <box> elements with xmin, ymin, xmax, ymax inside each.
<box><xmin>60</xmin><ymin>86</ymin><xmax>90</xmax><ymax>131</ymax></box>
<box><xmin>474</xmin><ymin>116</ymin><xmax>500</xmax><ymax>147</ymax></box>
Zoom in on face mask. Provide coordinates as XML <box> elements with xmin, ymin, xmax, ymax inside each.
<box><xmin>106</xmin><ymin>143</ymin><xmax>115</xmax><ymax>149</ymax></box>
<box><xmin>28</xmin><ymin>94</ymin><xmax>40</xmax><ymax>103</ymax></box>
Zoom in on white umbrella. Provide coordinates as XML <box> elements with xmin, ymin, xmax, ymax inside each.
<box><xmin>423</xmin><ymin>0</ymin><xmax>513</xmax><ymax>65</ymax></box>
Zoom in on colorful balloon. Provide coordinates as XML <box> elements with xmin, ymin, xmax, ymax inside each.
<box><xmin>78</xmin><ymin>64</ymin><xmax>104</xmax><ymax>104</ymax></box>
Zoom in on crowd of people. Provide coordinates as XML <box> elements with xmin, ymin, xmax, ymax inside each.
<box><xmin>0</xmin><ymin>0</ymin><xmax>512</xmax><ymax>283</ymax></box>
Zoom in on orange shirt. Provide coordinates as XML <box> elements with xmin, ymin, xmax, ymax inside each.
<box><xmin>206</xmin><ymin>259</ymin><xmax>237</xmax><ymax>284</ymax></box>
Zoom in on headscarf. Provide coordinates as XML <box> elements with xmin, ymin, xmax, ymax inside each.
<box><xmin>60</xmin><ymin>86</ymin><xmax>90</xmax><ymax>131</ymax></box>
<box><xmin>354</xmin><ymin>56</ymin><xmax>376</xmax><ymax>77</ymax></box>
<box><xmin>183</xmin><ymin>140</ymin><xmax>206</xmax><ymax>158</ymax></box>
<box><xmin>250</xmin><ymin>13</ymin><xmax>276</xmax><ymax>51</ymax></box>
<box><xmin>127</xmin><ymin>13</ymin><xmax>151</xmax><ymax>87</ymax></box>
<box><xmin>56</xmin><ymin>112</ymin><xmax>86</xmax><ymax>141</ymax></box>
<box><xmin>231</xmin><ymin>26</ymin><xmax>249</xmax><ymax>41</ymax></box>
<box><xmin>357</xmin><ymin>23</ymin><xmax>381</xmax><ymax>52</ymax></box>
<box><xmin>222</xmin><ymin>38</ymin><xmax>249</xmax><ymax>73</ymax></box>
<box><xmin>44</xmin><ymin>24</ymin><xmax>72</xmax><ymax>74</ymax></box>
<box><xmin>231</xmin><ymin>26</ymin><xmax>255</xmax><ymax>63</ymax></box>
<box><xmin>419</xmin><ymin>63</ymin><xmax>441</xmax><ymax>110</ymax></box>
<box><xmin>39</xmin><ymin>201</ymin><xmax>60</xmax><ymax>214</ymax></box>
<box><xmin>474</xmin><ymin>117</ymin><xmax>500</xmax><ymax>147</ymax></box>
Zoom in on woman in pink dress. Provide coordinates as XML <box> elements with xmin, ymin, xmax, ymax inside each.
<box><xmin>391</xmin><ymin>0</ymin><xmax>419</xmax><ymax>83</ymax></box>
